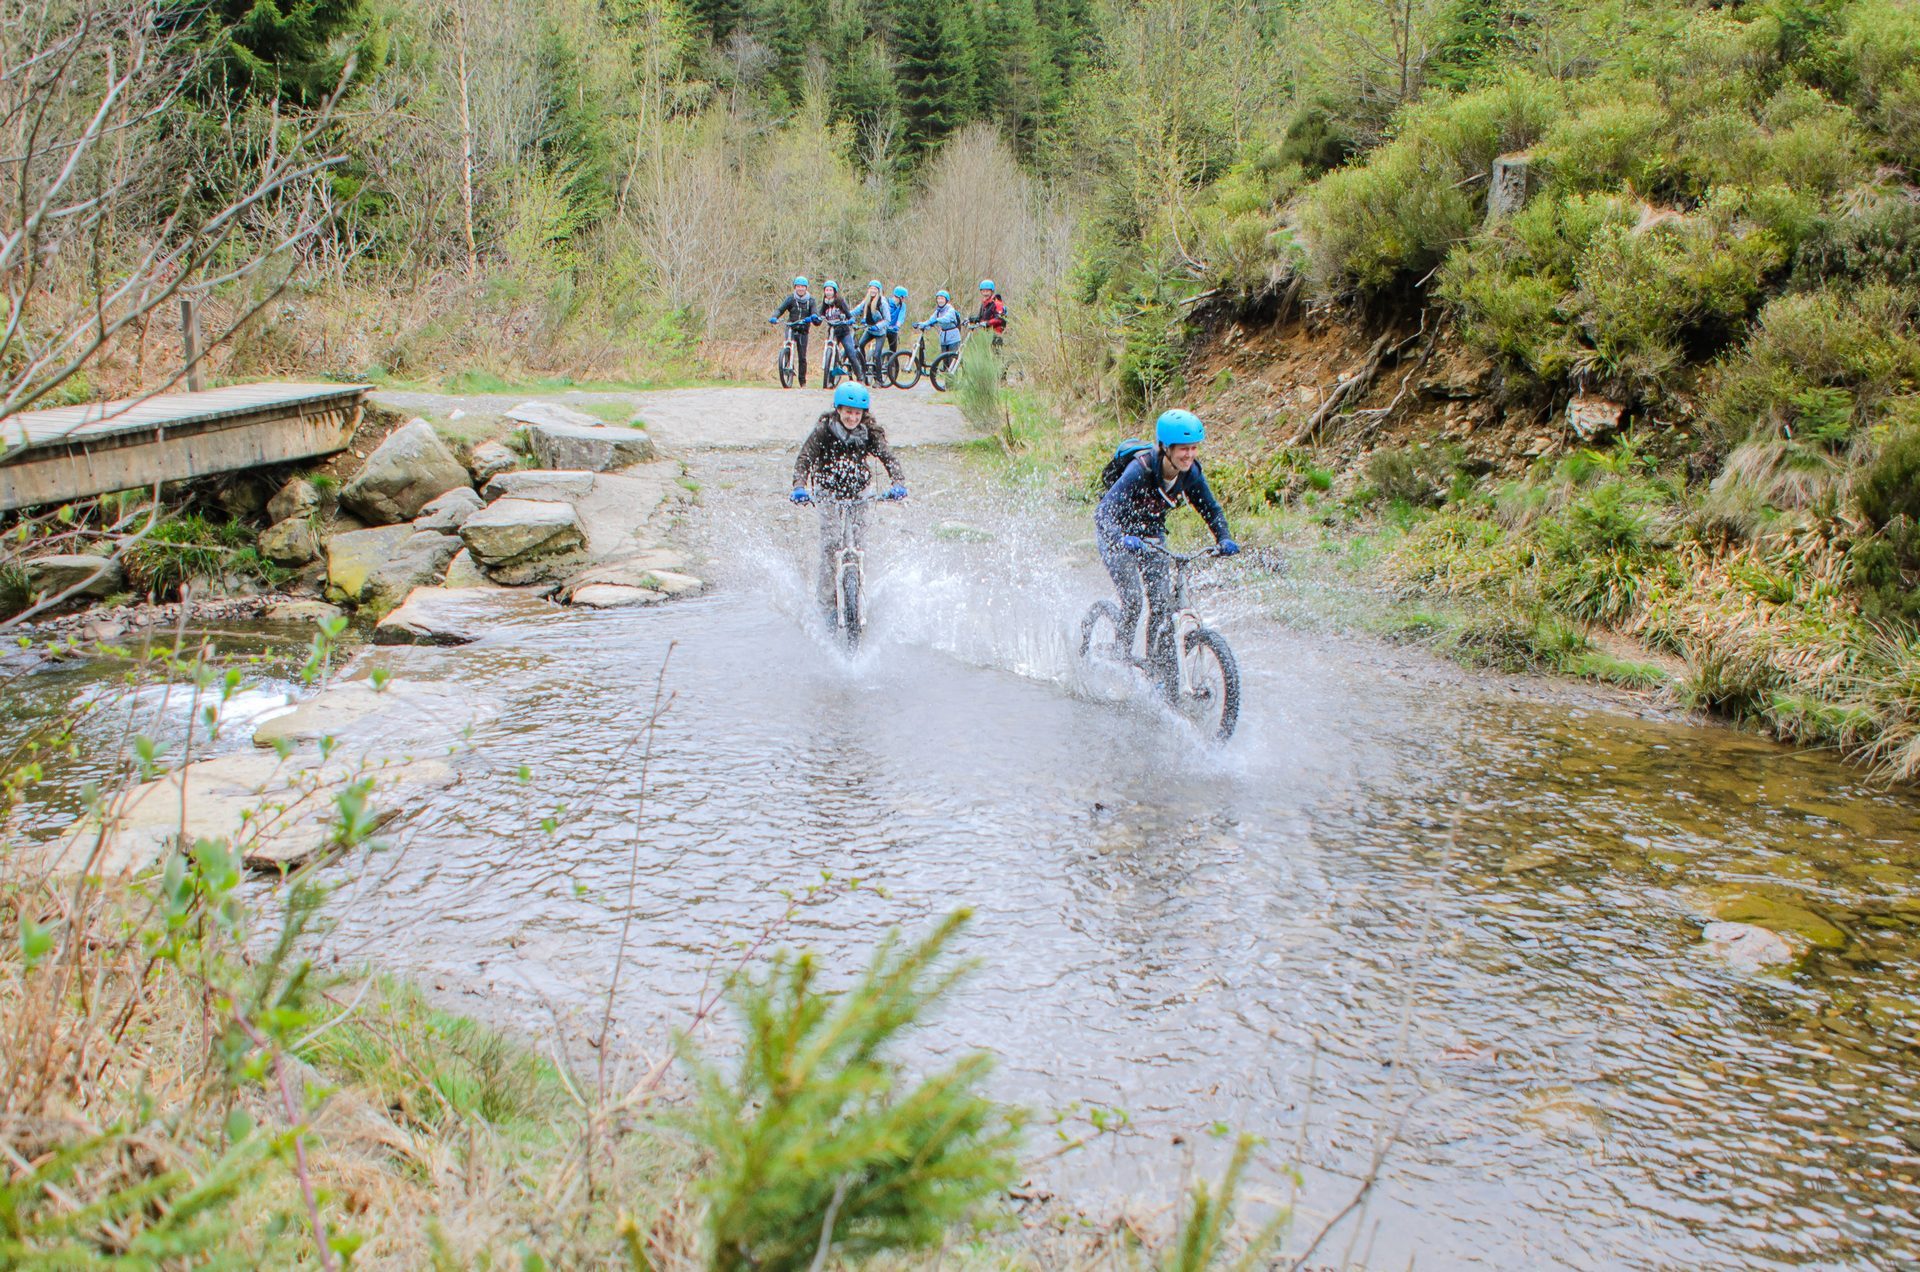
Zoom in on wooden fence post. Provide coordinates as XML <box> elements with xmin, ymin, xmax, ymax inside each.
<box><xmin>181</xmin><ymin>297</ymin><xmax>204</xmax><ymax>391</ymax></box>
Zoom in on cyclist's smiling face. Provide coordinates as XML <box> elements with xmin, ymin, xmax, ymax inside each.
<box><xmin>837</xmin><ymin>405</ymin><xmax>863</xmax><ymax>428</ymax></box>
<box><xmin>1165</xmin><ymin>443</ymin><xmax>1200</xmax><ymax>473</ymax></box>
<box><xmin>793</xmin><ymin>284</ymin><xmax>808</xmax><ymax>297</ymax></box>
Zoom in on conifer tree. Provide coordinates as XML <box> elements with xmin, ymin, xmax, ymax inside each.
<box><xmin>169</xmin><ymin>0</ymin><xmax>386</xmax><ymax>105</ymax></box>
<box><xmin>895</xmin><ymin>0</ymin><xmax>967</xmax><ymax>154</ymax></box>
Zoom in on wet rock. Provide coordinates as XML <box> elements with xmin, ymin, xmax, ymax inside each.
<box><xmin>504</xmin><ymin>400</ymin><xmax>604</xmax><ymax>430</ymax></box>
<box><xmin>467</xmin><ymin>439</ymin><xmax>519</xmax><ymax>484</ymax></box>
<box><xmin>461</xmin><ymin>497</ymin><xmax>586</xmax><ymax>583</ymax></box>
<box><xmin>263</xmin><ymin>599</ymin><xmax>345</xmax><ymax>625</ymax></box>
<box><xmin>341</xmin><ymin>418</ymin><xmax>472</xmax><ymax>524</ymax></box>
<box><xmin>413</xmin><ymin>487</ymin><xmax>484</xmax><ymax>533</ymax></box>
<box><xmin>38</xmin><ymin>749</ymin><xmax>455</xmax><ymax>878</ymax></box>
<box><xmin>514</xmin><ymin>415</ymin><xmax>656</xmax><ymax>472</ymax></box>
<box><xmin>374</xmin><ymin>585</ymin><xmax>554</xmax><ymax>646</ymax></box>
<box><xmin>259</xmin><ymin>515</ymin><xmax>321</xmax><ymax>567</ymax></box>
<box><xmin>1699</xmin><ymin>921</ymin><xmax>1799</xmax><ymax>972</ymax></box>
<box><xmin>267</xmin><ymin>476</ymin><xmax>321</xmax><ymax>524</ymax></box>
<box><xmin>569</xmin><ymin>583</ymin><xmax>666</xmax><ymax>608</ymax></box>
<box><xmin>251</xmin><ymin>678</ymin><xmax>487</xmax><ymax>750</ymax></box>
<box><xmin>25</xmin><ymin>554</ymin><xmax>124</xmax><ymax>600</ymax></box>
<box><xmin>1692</xmin><ymin>887</ymin><xmax>1850</xmax><ymax>952</ymax></box>
<box><xmin>481</xmin><ymin>469</ymin><xmax>596</xmax><ymax>503</ymax></box>
<box><xmin>442</xmin><ymin>548</ymin><xmax>492</xmax><ymax>589</ymax></box>
<box><xmin>326</xmin><ymin>526</ymin><xmax>460</xmax><ymax>613</ymax></box>
<box><xmin>556</xmin><ymin>558</ymin><xmax>703</xmax><ymax>603</ymax></box>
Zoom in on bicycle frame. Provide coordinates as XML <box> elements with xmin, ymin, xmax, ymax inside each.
<box><xmin>1134</xmin><ymin>540</ymin><xmax>1223</xmax><ymax>695</ymax></box>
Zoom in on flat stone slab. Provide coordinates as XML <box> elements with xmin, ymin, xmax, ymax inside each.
<box><xmin>374</xmin><ymin>585</ymin><xmax>555</xmax><ymax>645</ymax></box>
<box><xmin>461</xmin><ymin>497</ymin><xmax>585</xmax><ymax>567</ymax></box>
<box><xmin>264</xmin><ymin>599</ymin><xmax>346</xmax><ymax>625</ymax></box>
<box><xmin>504</xmin><ymin>401</ymin><xmax>606</xmax><ymax>430</ymax></box>
<box><xmin>516</xmin><ymin>419</ymin><xmax>656</xmax><ymax>471</ymax></box>
<box><xmin>570</xmin><ymin>583</ymin><xmax>667</xmax><ymax>608</ymax></box>
<box><xmin>42</xmin><ymin>749</ymin><xmax>455</xmax><ymax>878</ymax></box>
<box><xmin>481</xmin><ymin>470</ymin><xmax>597</xmax><ymax>503</ymax></box>
<box><xmin>253</xmin><ymin>679</ymin><xmax>490</xmax><ymax>750</ymax></box>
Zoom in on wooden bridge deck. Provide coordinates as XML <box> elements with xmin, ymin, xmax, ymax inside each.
<box><xmin>0</xmin><ymin>382</ymin><xmax>368</xmax><ymax>512</ymax></box>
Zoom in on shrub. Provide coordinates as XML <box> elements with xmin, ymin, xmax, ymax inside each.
<box><xmin>1536</xmin><ymin>89</ymin><xmax>1672</xmax><ymax>195</ymax></box>
<box><xmin>681</xmin><ymin>912</ymin><xmax>1019</xmax><ymax>1272</ymax></box>
<box><xmin>1699</xmin><ymin>437</ymin><xmax>1849</xmax><ymax>539</ymax></box>
<box><xmin>1708</xmin><ymin>285</ymin><xmax>1920</xmax><ymax>444</ymax></box>
<box><xmin>1366</xmin><ymin>444</ymin><xmax>1459</xmax><ymax>507</ymax></box>
<box><xmin>122</xmin><ymin>514</ymin><xmax>253</xmax><ymax>597</ymax></box>
<box><xmin>1794</xmin><ymin>184</ymin><xmax>1920</xmax><ymax>286</ymax></box>
<box><xmin>1573</xmin><ymin>205</ymin><xmax>1785</xmax><ymax>390</ymax></box>
<box><xmin>1840</xmin><ymin>0</ymin><xmax>1920</xmax><ymax>168</ymax></box>
<box><xmin>1300</xmin><ymin>76</ymin><xmax>1561</xmax><ymax>294</ymax></box>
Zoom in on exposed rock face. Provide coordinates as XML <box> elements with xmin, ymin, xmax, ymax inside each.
<box><xmin>413</xmin><ymin>487</ymin><xmax>484</xmax><ymax>533</ymax></box>
<box><xmin>373</xmin><ymin>585</ymin><xmax>556</xmax><ymax>645</ymax></box>
<box><xmin>481</xmin><ymin>469</ymin><xmax>596</xmax><ymax>503</ymax></box>
<box><xmin>267</xmin><ymin>477</ymin><xmax>320</xmax><ymax>524</ymax></box>
<box><xmin>25</xmin><ymin>554</ymin><xmax>124</xmax><ymax>600</ymax></box>
<box><xmin>326</xmin><ymin>526</ymin><xmax>461</xmax><ymax>612</ymax></box>
<box><xmin>441</xmin><ymin>549</ymin><xmax>492</xmax><ymax>589</ymax></box>
<box><xmin>512</xmin><ymin>409</ymin><xmax>657</xmax><ymax>471</ymax></box>
<box><xmin>467</xmin><ymin>439</ymin><xmax>519</xmax><ymax>484</ymax></box>
<box><xmin>460</xmin><ymin>497</ymin><xmax>586</xmax><ymax>584</ymax></box>
<box><xmin>340</xmin><ymin>418</ymin><xmax>471</xmax><ymax>524</ymax></box>
<box><xmin>259</xmin><ymin>516</ymin><xmax>321</xmax><ymax>567</ymax></box>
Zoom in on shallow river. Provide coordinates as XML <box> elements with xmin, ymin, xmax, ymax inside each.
<box><xmin>12</xmin><ymin>450</ymin><xmax>1920</xmax><ymax>1268</ymax></box>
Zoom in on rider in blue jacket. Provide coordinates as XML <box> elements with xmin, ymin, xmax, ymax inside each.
<box><xmin>1094</xmin><ymin>408</ymin><xmax>1241</xmax><ymax>687</ymax></box>
<box><xmin>861</xmin><ymin>284</ymin><xmax>908</xmax><ymax>377</ymax></box>
<box><xmin>914</xmin><ymin>290</ymin><xmax>964</xmax><ymax>352</ymax></box>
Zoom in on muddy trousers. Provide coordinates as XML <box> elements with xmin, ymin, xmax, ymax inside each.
<box><xmin>1099</xmin><ymin>537</ymin><xmax>1176</xmax><ymax>688</ymax></box>
<box><xmin>817</xmin><ymin>499</ymin><xmax>870</xmax><ymax>617</ymax></box>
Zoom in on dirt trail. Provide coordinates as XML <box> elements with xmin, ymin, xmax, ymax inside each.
<box><xmin>370</xmin><ymin>384</ymin><xmax>975</xmax><ymax>451</ymax></box>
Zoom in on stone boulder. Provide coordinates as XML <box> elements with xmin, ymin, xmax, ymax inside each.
<box><xmin>267</xmin><ymin>477</ymin><xmax>320</xmax><ymax>524</ymax></box>
<box><xmin>341</xmin><ymin>418</ymin><xmax>471</xmax><ymax>524</ymax></box>
<box><xmin>468</xmin><ymin>439</ymin><xmax>519</xmax><ymax>485</ymax></box>
<box><xmin>442</xmin><ymin>549</ymin><xmax>492</xmax><ymax>589</ymax></box>
<box><xmin>570</xmin><ymin>583</ymin><xmax>666</xmax><ymax>608</ymax></box>
<box><xmin>374</xmin><ymin>585</ymin><xmax>556</xmax><ymax>646</ymax></box>
<box><xmin>555</xmin><ymin>557</ymin><xmax>704</xmax><ymax>604</ymax></box>
<box><xmin>263</xmin><ymin>599</ymin><xmax>345</xmax><ymax>626</ymax></box>
<box><xmin>513</xmin><ymin>415</ymin><xmax>656</xmax><ymax>472</ymax></box>
<box><xmin>460</xmin><ymin>498</ymin><xmax>586</xmax><ymax>585</ymax></box>
<box><xmin>326</xmin><ymin>525</ymin><xmax>461</xmax><ymax>612</ymax></box>
<box><xmin>1700</xmin><ymin>922</ymin><xmax>1798</xmax><ymax>972</ymax></box>
<box><xmin>481</xmin><ymin>469</ymin><xmax>595</xmax><ymax>504</ymax></box>
<box><xmin>413</xmin><ymin>487</ymin><xmax>484</xmax><ymax>533</ymax></box>
<box><xmin>25</xmin><ymin>554</ymin><xmax>124</xmax><ymax>600</ymax></box>
<box><xmin>504</xmin><ymin>401</ymin><xmax>604</xmax><ymax>430</ymax></box>
<box><xmin>259</xmin><ymin>516</ymin><xmax>321</xmax><ymax>567</ymax></box>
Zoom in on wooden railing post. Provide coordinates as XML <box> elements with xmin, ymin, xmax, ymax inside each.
<box><xmin>180</xmin><ymin>296</ymin><xmax>204</xmax><ymax>391</ymax></box>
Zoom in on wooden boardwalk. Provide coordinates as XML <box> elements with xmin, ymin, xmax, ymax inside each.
<box><xmin>0</xmin><ymin>383</ymin><xmax>368</xmax><ymax>512</ymax></box>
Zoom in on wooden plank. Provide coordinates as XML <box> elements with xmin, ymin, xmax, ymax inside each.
<box><xmin>0</xmin><ymin>397</ymin><xmax>363</xmax><ymax>513</ymax></box>
<box><xmin>1</xmin><ymin>382</ymin><xmax>367</xmax><ymax>453</ymax></box>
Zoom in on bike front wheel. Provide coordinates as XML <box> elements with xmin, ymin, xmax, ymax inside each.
<box><xmin>839</xmin><ymin>563</ymin><xmax>863</xmax><ymax>648</ymax></box>
<box><xmin>890</xmin><ymin>351</ymin><xmax>920</xmax><ymax>390</ymax></box>
<box><xmin>1178</xmin><ymin>626</ymin><xmax>1241</xmax><ymax>741</ymax></box>
<box><xmin>929</xmin><ymin>352</ymin><xmax>961</xmax><ymax>392</ymax></box>
<box><xmin>777</xmin><ymin>344</ymin><xmax>796</xmax><ymax>389</ymax></box>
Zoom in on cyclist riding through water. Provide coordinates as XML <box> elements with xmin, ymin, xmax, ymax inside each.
<box><xmin>816</xmin><ymin>282</ymin><xmax>859</xmax><ymax>385</ymax></box>
<box><xmin>1093</xmin><ymin>408</ymin><xmax>1241</xmax><ymax>689</ymax></box>
<box><xmin>851</xmin><ymin>281</ymin><xmax>891</xmax><ymax>384</ymax></box>
<box><xmin>768</xmin><ymin>276</ymin><xmax>820</xmax><ymax>386</ymax></box>
<box><xmin>914</xmin><ymin>289</ymin><xmax>963</xmax><ymax>356</ymax></box>
<box><xmin>791</xmin><ymin>382</ymin><xmax>907</xmax><ymax>620</ymax></box>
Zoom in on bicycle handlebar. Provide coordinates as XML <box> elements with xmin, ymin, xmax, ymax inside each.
<box><xmin>1133</xmin><ymin>539</ymin><xmax>1224</xmax><ymax>564</ymax></box>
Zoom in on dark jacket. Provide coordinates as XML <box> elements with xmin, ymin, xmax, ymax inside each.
<box><xmin>793</xmin><ymin>412</ymin><xmax>906</xmax><ymax>498</ymax></box>
<box><xmin>1094</xmin><ymin>448</ymin><xmax>1230</xmax><ymax>546</ymax></box>
<box><xmin>772</xmin><ymin>292</ymin><xmax>819</xmax><ymax>324</ymax></box>
<box><xmin>819</xmin><ymin>296</ymin><xmax>854</xmax><ymax>333</ymax></box>
<box><xmin>973</xmin><ymin>294</ymin><xmax>1007</xmax><ymax>333</ymax></box>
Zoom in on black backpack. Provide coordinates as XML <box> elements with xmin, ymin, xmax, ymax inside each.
<box><xmin>1100</xmin><ymin>438</ymin><xmax>1152</xmax><ymax>489</ymax></box>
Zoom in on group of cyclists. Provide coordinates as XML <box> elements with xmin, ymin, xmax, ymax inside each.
<box><xmin>769</xmin><ymin>276</ymin><xmax>1008</xmax><ymax>388</ymax></box>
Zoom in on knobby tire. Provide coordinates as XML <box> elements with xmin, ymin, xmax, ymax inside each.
<box><xmin>777</xmin><ymin>345</ymin><xmax>796</xmax><ymax>389</ymax></box>
<box><xmin>891</xmin><ymin>351</ymin><xmax>921</xmax><ymax>390</ymax></box>
<box><xmin>930</xmin><ymin>352</ymin><xmax>960</xmax><ymax>392</ymax></box>
<box><xmin>1181</xmin><ymin>626</ymin><xmax>1241</xmax><ymax>742</ymax></box>
<box><xmin>839</xmin><ymin>563</ymin><xmax>863</xmax><ymax>649</ymax></box>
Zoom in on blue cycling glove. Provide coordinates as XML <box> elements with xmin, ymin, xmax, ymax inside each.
<box><xmin>1218</xmin><ymin>538</ymin><xmax>1241</xmax><ymax>556</ymax></box>
<box><xmin>886</xmin><ymin>484</ymin><xmax>907</xmax><ymax>501</ymax></box>
<box><xmin>767</xmin><ymin>316</ymin><xmax>776</xmax><ymax>324</ymax></box>
<box><xmin>791</xmin><ymin>487</ymin><xmax>811</xmax><ymax>504</ymax></box>
<box><xmin>1120</xmin><ymin>534</ymin><xmax>1145</xmax><ymax>553</ymax></box>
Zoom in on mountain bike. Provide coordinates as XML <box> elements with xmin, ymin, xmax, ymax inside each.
<box><xmin>857</xmin><ymin>325</ymin><xmax>896</xmax><ymax>387</ymax></box>
<box><xmin>774</xmin><ymin>318</ymin><xmax>814</xmax><ymax>389</ymax></box>
<box><xmin>927</xmin><ymin>322</ymin><xmax>987</xmax><ymax>392</ymax></box>
<box><xmin>815</xmin><ymin>490</ymin><xmax>902</xmax><ymax>650</ymax></box>
<box><xmin>1079</xmin><ymin>541</ymin><xmax>1241</xmax><ymax>741</ymax></box>
<box><xmin>889</xmin><ymin>330</ymin><xmax>940</xmax><ymax>390</ymax></box>
<box><xmin>820</xmin><ymin>323</ymin><xmax>860</xmax><ymax>389</ymax></box>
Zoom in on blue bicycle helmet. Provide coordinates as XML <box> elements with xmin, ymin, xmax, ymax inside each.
<box><xmin>893</xmin><ymin>285</ymin><xmax>909</xmax><ymax>298</ymax></box>
<box><xmin>979</xmin><ymin>279</ymin><xmax>995</xmax><ymax>291</ymax></box>
<box><xmin>935</xmin><ymin>289</ymin><xmax>950</xmax><ymax>300</ymax></box>
<box><xmin>868</xmin><ymin>279</ymin><xmax>883</xmax><ymax>290</ymax></box>
<box><xmin>793</xmin><ymin>275</ymin><xmax>809</xmax><ymax>286</ymax></box>
<box><xmin>1155</xmin><ymin>408</ymin><xmax>1205</xmax><ymax>446</ymax></box>
<box><xmin>833</xmin><ymin>382</ymin><xmax>871</xmax><ymax>410</ymax></box>
<box><xmin>822</xmin><ymin>279</ymin><xmax>839</xmax><ymax>292</ymax></box>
